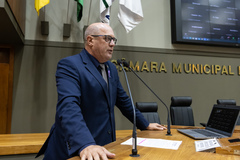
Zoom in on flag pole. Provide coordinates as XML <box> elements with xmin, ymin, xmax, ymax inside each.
<box><xmin>83</xmin><ymin>0</ymin><xmax>92</xmax><ymax>40</ymax></box>
<box><xmin>87</xmin><ymin>0</ymin><xmax>92</xmax><ymax>25</ymax></box>
<box><xmin>43</xmin><ymin>6</ymin><xmax>45</xmax><ymax>21</ymax></box>
<box><xmin>67</xmin><ymin>0</ymin><xmax>70</xmax><ymax>23</ymax></box>
<box><xmin>63</xmin><ymin>0</ymin><xmax>71</xmax><ymax>37</ymax></box>
<box><xmin>41</xmin><ymin>6</ymin><xmax>49</xmax><ymax>35</ymax></box>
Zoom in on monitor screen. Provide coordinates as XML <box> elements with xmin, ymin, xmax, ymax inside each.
<box><xmin>171</xmin><ymin>0</ymin><xmax>240</xmax><ymax>47</ymax></box>
<box><xmin>207</xmin><ymin>105</ymin><xmax>239</xmax><ymax>133</ymax></box>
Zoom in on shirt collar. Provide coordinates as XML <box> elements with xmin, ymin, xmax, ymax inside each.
<box><xmin>85</xmin><ymin>48</ymin><xmax>101</xmax><ymax>68</ymax></box>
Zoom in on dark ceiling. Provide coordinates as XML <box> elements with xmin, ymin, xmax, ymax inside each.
<box><xmin>0</xmin><ymin>3</ymin><xmax>24</xmax><ymax>45</ymax></box>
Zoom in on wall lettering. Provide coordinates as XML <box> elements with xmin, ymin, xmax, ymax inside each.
<box><xmin>111</xmin><ymin>59</ymin><xmax>239</xmax><ymax>76</ymax></box>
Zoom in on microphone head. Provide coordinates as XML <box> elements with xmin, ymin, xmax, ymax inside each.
<box><xmin>123</xmin><ymin>61</ymin><xmax>130</xmax><ymax>68</ymax></box>
<box><xmin>117</xmin><ymin>59</ymin><xmax>122</xmax><ymax>65</ymax></box>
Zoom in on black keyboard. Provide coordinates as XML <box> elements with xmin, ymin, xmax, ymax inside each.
<box><xmin>193</xmin><ymin>129</ymin><xmax>224</xmax><ymax>138</ymax></box>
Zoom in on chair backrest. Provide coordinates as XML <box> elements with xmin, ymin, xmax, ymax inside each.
<box><xmin>217</xmin><ymin>99</ymin><xmax>236</xmax><ymax>105</ymax></box>
<box><xmin>217</xmin><ymin>99</ymin><xmax>240</xmax><ymax>125</ymax></box>
<box><xmin>170</xmin><ymin>96</ymin><xmax>195</xmax><ymax>126</ymax></box>
<box><xmin>136</xmin><ymin>102</ymin><xmax>161</xmax><ymax>124</ymax></box>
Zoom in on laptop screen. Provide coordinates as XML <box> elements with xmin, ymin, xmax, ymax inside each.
<box><xmin>207</xmin><ymin>105</ymin><xmax>240</xmax><ymax>134</ymax></box>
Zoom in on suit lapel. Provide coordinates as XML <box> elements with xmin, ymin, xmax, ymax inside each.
<box><xmin>80</xmin><ymin>50</ymin><xmax>111</xmax><ymax>106</ymax></box>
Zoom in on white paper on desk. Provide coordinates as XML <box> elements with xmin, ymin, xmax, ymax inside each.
<box><xmin>195</xmin><ymin>138</ymin><xmax>221</xmax><ymax>152</ymax></box>
<box><xmin>121</xmin><ymin>137</ymin><xmax>182</xmax><ymax>150</ymax></box>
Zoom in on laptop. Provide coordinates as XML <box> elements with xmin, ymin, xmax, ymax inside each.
<box><xmin>177</xmin><ymin>104</ymin><xmax>240</xmax><ymax>139</ymax></box>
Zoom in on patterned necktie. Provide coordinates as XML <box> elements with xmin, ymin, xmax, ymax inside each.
<box><xmin>99</xmin><ymin>64</ymin><xmax>108</xmax><ymax>86</ymax></box>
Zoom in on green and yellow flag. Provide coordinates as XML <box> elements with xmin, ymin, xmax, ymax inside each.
<box><xmin>35</xmin><ymin>0</ymin><xmax>50</xmax><ymax>15</ymax></box>
<box><xmin>74</xmin><ymin>0</ymin><xmax>83</xmax><ymax>22</ymax></box>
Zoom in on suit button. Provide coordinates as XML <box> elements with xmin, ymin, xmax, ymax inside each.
<box><xmin>108</xmin><ymin>130</ymin><xmax>111</xmax><ymax>134</ymax></box>
<box><xmin>67</xmin><ymin>141</ymin><xmax>71</xmax><ymax>150</ymax></box>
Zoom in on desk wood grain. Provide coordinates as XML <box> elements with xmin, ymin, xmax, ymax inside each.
<box><xmin>0</xmin><ymin>133</ymin><xmax>49</xmax><ymax>155</ymax></box>
<box><xmin>0</xmin><ymin>130</ymin><xmax>132</xmax><ymax>156</ymax></box>
<box><xmin>69</xmin><ymin>129</ymin><xmax>240</xmax><ymax>160</ymax></box>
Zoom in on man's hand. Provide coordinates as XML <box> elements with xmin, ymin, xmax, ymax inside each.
<box><xmin>79</xmin><ymin>145</ymin><xmax>115</xmax><ymax>160</ymax></box>
<box><xmin>146</xmin><ymin>123</ymin><xmax>167</xmax><ymax>131</ymax></box>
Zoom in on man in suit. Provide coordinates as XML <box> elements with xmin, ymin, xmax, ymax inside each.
<box><xmin>36</xmin><ymin>23</ymin><xmax>166</xmax><ymax>160</ymax></box>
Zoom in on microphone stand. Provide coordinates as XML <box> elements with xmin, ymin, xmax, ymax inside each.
<box><xmin>123</xmin><ymin>61</ymin><xmax>172</xmax><ymax>136</ymax></box>
<box><xmin>118</xmin><ymin>60</ymin><xmax>140</xmax><ymax>157</ymax></box>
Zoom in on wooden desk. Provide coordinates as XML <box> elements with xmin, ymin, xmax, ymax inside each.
<box><xmin>0</xmin><ymin>126</ymin><xmax>239</xmax><ymax>157</ymax></box>
<box><xmin>0</xmin><ymin>133</ymin><xmax>49</xmax><ymax>155</ymax></box>
<box><xmin>234</xmin><ymin>125</ymin><xmax>240</xmax><ymax>133</ymax></box>
<box><xmin>69</xmin><ymin>129</ymin><xmax>240</xmax><ymax>160</ymax></box>
<box><xmin>216</xmin><ymin>134</ymin><xmax>240</xmax><ymax>156</ymax></box>
<box><xmin>0</xmin><ymin>130</ymin><xmax>132</xmax><ymax>156</ymax></box>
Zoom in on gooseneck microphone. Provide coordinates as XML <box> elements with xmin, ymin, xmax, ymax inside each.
<box><xmin>122</xmin><ymin>61</ymin><xmax>172</xmax><ymax>136</ymax></box>
<box><xmin>117</xmin><ymin>60</ymin><xmax>139</xmax><ymax>157</ymax></box>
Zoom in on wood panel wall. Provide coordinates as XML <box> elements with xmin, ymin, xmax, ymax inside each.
<box><xmin>0</xmin><ymin>46</ymin><xmax>14</xmax><ymax>134</ymax></box>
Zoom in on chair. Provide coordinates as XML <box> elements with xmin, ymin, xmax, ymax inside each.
<box><xmin>217</xmin><ymin>99</ymin><xmax>240</xmax><ymax>125</ymax></box>
<box><xmin>170</xmin><ymin>96</ymin><xmax>195</xmax><ymax>126</ymax></box>
<box><xmin>217</xmin><ymin>99</ymin><xmax>236</xmax><ymax>105</ymax></box>
<box><xmin>136</xmin><ymin>102</ymin><xmax>161</xmax><ymax>124</ymax></box>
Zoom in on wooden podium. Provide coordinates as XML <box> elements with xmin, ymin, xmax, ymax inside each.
<box><xmin>69</xmin><ymin>127</ymin><xmax>240</xmax><ymax>160</ymax></box>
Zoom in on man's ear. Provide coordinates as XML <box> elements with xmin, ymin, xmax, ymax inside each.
<box><xmin>86</xmin><ymin>36</ymin><xmax>94</xmax><ymax>46</ymax></box>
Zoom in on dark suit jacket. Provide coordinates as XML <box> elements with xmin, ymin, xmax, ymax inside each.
<box><xmin>36</xmin><ymin>49</ymin><xmax>149</xmax><ymax>160</ymax></box>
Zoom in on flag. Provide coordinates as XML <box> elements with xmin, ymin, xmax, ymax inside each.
<box><xmin>100</xmin><ymin>0</ymin><xmax>114</xmax><ymax>24</ymax></box>
<box><xmin>35</xmin><ymin>0</ymin><xmax>50</xmax><ymax>15</ymax></box>
<box><xmin>118</xmin><ymin>0</ymin><xmax>144</xmax><ymax>33</ymax></box>
<box><xmin>75</xmin><ymin>0</ymin><xmax>83</xmax><ymax>22</ymax></box>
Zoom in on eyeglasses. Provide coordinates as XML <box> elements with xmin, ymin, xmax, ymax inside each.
<box><xmin>91</xmin><ymin>35</ymin><xmax>117</xmax><ymax>45</ymax></box>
